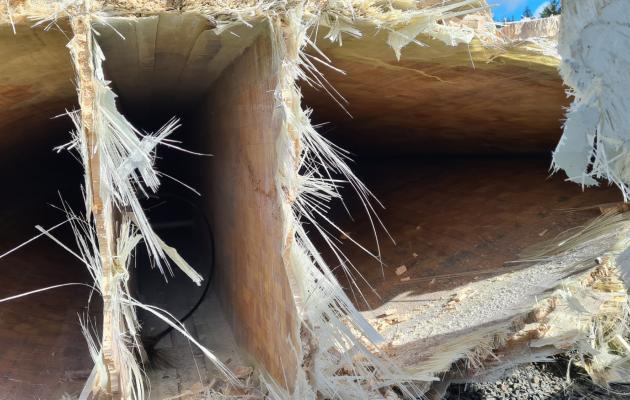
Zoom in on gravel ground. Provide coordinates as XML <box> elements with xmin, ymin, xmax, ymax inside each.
<box><xmin>445</xmin><ymin>361</ymin><xmax>630</xmax><ymax>400</ymax></box>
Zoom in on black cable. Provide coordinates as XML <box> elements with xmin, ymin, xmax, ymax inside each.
<box><xmin>138</xmin><ymin>193</ymin><xmax>215</xmax><ymax>355</ymax></box>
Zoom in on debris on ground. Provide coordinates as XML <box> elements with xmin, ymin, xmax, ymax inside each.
<box><xmin>446</xmin><ymin>362</ymin><xmax>630</xmax><ymax>400</ymax></box>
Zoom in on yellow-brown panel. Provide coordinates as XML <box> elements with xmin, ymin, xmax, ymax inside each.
<box><xmin>196</xmin><ymin>31</ymin><xmax>298</xmax><ymax>389</ymax></box>
<box><xmin>302</xmin><ymin>27</ymin><xmax>567</xmax><ymax>156</ymax></box>
<box><xmin>0</xmin><ymin>22</ymin><xmax>75</xmax><ymax>156</ymax></box>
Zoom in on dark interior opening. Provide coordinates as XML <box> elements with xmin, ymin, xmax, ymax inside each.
<box><xmin>0</xmin><ymin>117</ymin><xmax>95</xmax><ymax>398</ymax></box>
<box><xmin>99</xmin><ymin>28</ymin><xmax>255</xmax><ymax>386</ymax></box>
<box><xmin>117</xmin><ymin>103</ymin><xmax>218</xmax><ymax>350</ymax></box>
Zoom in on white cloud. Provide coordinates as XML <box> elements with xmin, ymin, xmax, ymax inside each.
<box><xmin>534</xmin><ymin>1</ymin><xmax>550</xmax><ymax>17</ymax></box>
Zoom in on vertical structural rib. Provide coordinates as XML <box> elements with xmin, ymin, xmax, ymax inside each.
<box><xmin>69</xmin><ymin>10</ymin><xmax>122</xmax><ymax>398</ymax></box>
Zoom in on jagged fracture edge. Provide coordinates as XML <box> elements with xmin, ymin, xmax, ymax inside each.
<box><xmin>70</xmin><ymin>210</ymin><xmax>147</xmax><ymax>400</ymax></box>
<box><xmin>551</xmin><ymin>1</ymin><xmax>630</xmax><ymax>385</ymax></box>
<box><xmin>60</xmin><ymin>15</ymin><xmax>237</xmax><ymax>399</ymax></box>
<box><xmin>466</xmin><ymin>212</ymin><xmax>630</xmax><ymax>386</ymax></box>
<box><xmin>267</xmin><ymin>2</ymin><xmax>492</xmax><ymax>397</ymax></box>
<box><xmin>271</xmin><ymin>8</ymin><xmax>415</xmax><ymax>399</ymax></box>
<box><xmin>63</xmin><ymin>35</ymin><xmax>202</xmax><ymax>283</ymax></box>
<box><xmin>551</xmin><ymin>1</ymin><xmax>630</xmax><ymax>201</ymax></box>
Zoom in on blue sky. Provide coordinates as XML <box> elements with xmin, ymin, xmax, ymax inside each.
<box><xmin>490</xmin><ymin>0</ymin><xmax>551</xmax><ymax>21</ymax></box>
